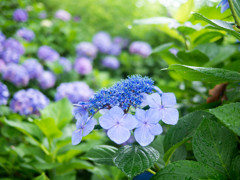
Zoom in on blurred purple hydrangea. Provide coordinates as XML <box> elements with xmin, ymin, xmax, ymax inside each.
<box><xmin>38</xmin><ymin>11</ymin><xmax>47</xmax><ymax>19</ymax></box>
<box><xmin>1</xmin><ymin>49</ymin><xmax>21</xmax><ymax>64</ymax></box>
<box><xmin>113</xmin><ymin>36</ymin><xmax>129</xmax><ymax>48</ymax></box>
<box><xmin>217</xmin><ymin>0</ymin><xmax>229</xmax><ymax>13</ymax></box>
<box><xmin>55</xmin><ymin>82</ymin><xmax>94</xmax><ymax>103</ymax></box>
<box><xmin>102</xmin><ymin>56</ymin><xmax>120</xmax><ymax>69</ymax></box>
<box><xmin>13</xmin><ymin>9</ymin><xmax>28</xmax><ymax>22</ymax></box>
<box><xmin>16</xmin><ymin>28</ymin><xmax>35</xmax><ymax>42</ymax></box>
<box><xmin>37</xmin><ymin>71</ymin><xmax>56</xmax><ymax>89</ymax></box>
<box><xmin>10</xmin><ymin>89</ymin><xmax>49</xmax><ymax>115</ymax></box>
<box><xmin>0</xmin><ymin>82</ymin><xmax>9</xmax><ymax>105</ymax></box>
<box><xmin>0</xmin><ymin>31</ymin><xmax>6</xmax><ymax>43</ymax></box>
<box><xmin>38</xmin><ymin>45</ymin><xmax>59</xmax><ymax>62</ymax></box>
<box><xmin>22</xmin><ymin>59</ymin><xmax>43</xmax><ymax>79</ymax></box>
<box><xmin>76</xmin><ymin>42</ymin><xmax>98</xmax><ymax>59</ymax></box>
<box><xmin>74</xmin><ymin>57</ymin><xmax>92</xmax><ymax>75</ymax></box>
<box><xmin>59</xmin><ymin>57</ymin><xmax>72</xmax><ymax>72</ymax></box>
<box><xmin>0</xmin><ymin>59</ymin><xmax>6</xmax><ymax>73</ymax></box>
<box><xmin>4</xmin><ymin>38</ymin><xmax>24</xmax><ymax>55</ymax></box>
<box><xmin>93</xmin><ymin>31</ymin><xmax>112</xmax><ymax>53</ymax></box>
<box><xmin>3</xmin><ymin>64</ymin><xmax>29</xmax><ymax>87</ymax></box>
<box><xmin>55</xmin><ymin>10</ymin><xmax>71</xmax><ymax>21</ymax></box>
<box><xmin>108</xmin><ymin>44</ymin><xmax>122</xmax><ymax>56</ymax></box>
<box><xmin>129</xmin><ymin>41</ymin><xmax>152</xmax><ymax>58</ymax></box>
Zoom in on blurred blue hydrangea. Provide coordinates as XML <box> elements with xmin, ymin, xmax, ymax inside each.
<box><xmin>22</xmin><ymin>59</ymin><xmax>43</xmax><ymax>79</ymax></box>
<box><xmin>0</xmin><ymin>82</ymin><xmax>9</xmax><ymax>105</ymax></box>
<box><xmin>0</xmin><ymin>59</ymin><xmax>6</xmax><ymax>73</ymax></box>
<box><xmin>113</xmin><ymin>36</ymin><xmax>129</xmax><ymax>49</ymax></box>
<box><xmin>55</xmin><ymin>82</ymin><xmax>94</xmax><ymax>103</ymax></box>
<box><xmin>217</xmin><ymin>0</ymin><xmax>229</xmax><ymax>13</ymax></box>
<box><xmin>93</xmin><ymin>31</ymin><xmax>112</xmax><ymax>53</ymax></box>
<box><xmin>59</xmin><ymin>57</ymin><xmax>72</xmax><ymax>72</ymax></box>
<box><xmin>37</xmin><ymin>45</ymin><xmax>59</xmax><ymax>61</ymax></box>
<box><xmin>0</xmin><ymin>31</ymin><xmax>6</xmax><ymax>43</ymax></box>
<box><xmin>4</xmin><ymin>38</ymin><xmax>24</xmax><ymax>55</ymax></box>
<box><xmin>133</xmin><ymin>172</ymin><xmax>154</xmax><ymax>180</ymax></box>
<box><xmin>55</xmin><ymin>9</ymin><xmax>71</xmax><ymax>21</ymax></box>
<box><xmin>37</xmin><ymin>71</ymin><xmax>56</xmax><ymax>89</ymax></box>
<box><xmin>3</xmin><ymin>64</ymin><xmax>29</xmax><ymax>87</ymax></box>
<box><xmin>13</xmin><ymin>9</ymin><xmax>28</xmax><ymax>22</ymax></box>
<box><xmin>74</xmin><ymin>57</ymin><xmax>92</xmax><ymax>75</ymax></box>
<box><xmin>108</xmin><ymin>43</ymin><xmax>122</xmax><ymax>56</ymax></box>
<box><xmin>10</xmin><ymin>89</ymin><xmax>49</xmax><ymax>115</ymax></box>
<box><xmin>102</xmin><ymin>56</ymin><xmax>120</xmax><ymax>69</ymax></box>
<box><xmin>129</xmin><ymin>41</ymin><xmax>152</xmax><ymax>58</ymax></box>
<box><xmin>16</xmin><ymin>28</ymin><xmax>35</xmax><ymax>42</ymax></box>
<box><xmin>76</xmin><ymin>42</ymin><xmax>98</xmax><ymax>59</ymax></box>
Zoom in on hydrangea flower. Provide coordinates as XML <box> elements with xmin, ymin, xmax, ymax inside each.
<box><xmin>76</xmin><ymin>42</ymin><xmax>98</xmax><ymax>59</ymax></box>
<box><xmin>0</xmin><ymin>31</ymin><xmax>6</xmax><ymax>43</ymax></box>
<box><xmin>37</xmin><ymin>71</ymin><xmax>56</xmax><ymax>89</ymax></box>
<box><xmin>217</xmin><ymin>0</ymin><xmax>229</xmax><ymax>13</ymax></box>
<box><xmin>102</xmin><ymin>56</ymin><xmax>120</xmax><ymax>69</ymax></box>
<box><xmin>55</xmin><ymin>10</ymin><xmax>71</xmax><ymax>21</ymax></box>
<box><xmin>22</xmin><ymin>59</ymin><xmax>43</xmax><ymax>79</ymax></box>
<box><xmin>99</xmin><ymin>106</ymin><xmax>137</xmax><ymax>144</ymax></box>
<box><xmin>144</xmin><ymin>93</ymin><xmax>179</xmax><ymax>125</ymax></box>
<box><xmin>13</xmin><ymin>9</ymin><xmax>28</xmax><ymax>22</ymax></box>
<box><xmin>0</xmin><ymin>82</ymin><xmax>9</xmax><ymax>105</ymax></box>
<box><xmin>72</xmin><ymin>112</ymin><xmax>97</xmax><ymax>145</ymax></box>
<box><xmin>134</xmin><ymin>109</ymin><xmax>163</xmax><ymax>146</ymax></box>
<box><xmin>10</xmin><ymin>89</ymin><xmax>49</xmax><ymax>115</ymax></box>
<box><xmin>113</xmin><ymin>36</ymin><xmax>129</xmax><ymax>48</ymax></box>
<box><xmin>37</xmin><ymin>45</ymin><xmax>59</xmax><ymax>61</ymax></box>
<box><xmin>108</xmin><ymin>44</ymin><xmax>122</xmax><ymax>56</ymax></box>
<box><xmin>93</xmin><ymin>31</ymin><xmax>112</xmax><ymax>53</ymax></box>
<box><xmin>3</xmin><ymin>64</ymin><xmax>29</xmax><ymax>87</ymax></box>
<box><xmin>4</xmin><ymin>38</ymin><xmax>24</xmax><ymax>55</ymax></box>
<box><xmin>74</xmin><ymin>57</ymin><xmax>92</xmax><ymax>75</ymax></box>
<box><xmin>16</xmin><ymin>28</ymin><xmax>35</xmax><ymax>42</ymax></box>
<box><xmin>55</xmin><ymin>82</ymin><xmax>94</xmax><ymax>103</ymax></box>
<box><xmin>59</xmin><ymin>57</ymin><xmax>72</xmax><ymax>72</ymax></box>
<box><xmin>0</xmin><ymin>59</ymin><xmax>6</xmax><ymax>73</ymax></box>
<box><xmin>1</xmin><ymin>49</ymin><xmax>20</xmax><ymax>64</ymax></box>
<box><xmin>129</xmin><ymin>41</ymin><xmax>152</xmax><ymax>58</ymax></box>
<box><xmin>38</xmin><ymin>11</ymin><xmax>47</xmax><ymax>19</ymax></box>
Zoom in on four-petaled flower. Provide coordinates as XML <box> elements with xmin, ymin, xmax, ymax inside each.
<box><xmin>72</xmin><ymin>112</ymin><xmax>96</xmax><ymax>145</ymax></box>
<box><xmin>99</xmin><ymin>106</ymin><xmax>137</xmax><ymax>144</ymax></box>
<box><xmin>145</xmin><ymin>93</ymin><xmax>179</xmax><ymax>125</ymax></box>
<box><xmin>134</xmin><ymin>109</ymin><xmax>163</xmax><ymax>146</ymax></box>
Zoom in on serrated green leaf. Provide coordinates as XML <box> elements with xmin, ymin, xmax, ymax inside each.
<box><xmin>209</xmin><ymin>102</ymin><xmax>240</xmax><ymax>136</ymax></box>
<box><xmin>151</xmin><ymin>160</ymin><xmax>226</xmax><ymax>180</ymax></box>
<box><xmin>113</xmin><ymin>145</ymin><xmax>159</xmax><ymax>178</ymax></box>
<box><xmin>85</xmin><ymin>145</ymin><xmax>118</xmax><ymax>166</ymax></box>
<box><xmin>168</xmin><ymin>64</ymin><xmax>240</xmax><ymax>83</ymax></box>
<box><xmin>192</xmin><ymin>118</ymin><xmax>238</xmax><ymax>175</ymax></box>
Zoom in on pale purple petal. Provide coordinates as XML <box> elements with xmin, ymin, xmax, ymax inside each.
<box><xmin>146</xmin><ymin>109</ymin><xmax>161</xmax><ymax>124</ymax></box>
<box><xmin>146</xmin><ymin>93</ymin><xmax>161</xmax><ymax>108</ymax></box>
<box><xmin>161</xmin><ymin>108</ymin><xmax>179</xmax><ymax>125</ymax></box>
<box><xmin>162</xmin><ymin>93</ymin><xmax>176</xmax><ymax>106</ymax></box>
<box><xmin>99</xmin><ymin>109</ymin><xmax>109</xmax><ymax>115</ymax></box>
<box><xmin>83</xmin><ymin>118</ymin><xmax>97</xmax><ymax>136</ymax></box>
<box><xmin>135</xmin><ymin>108</ymin><xmax>146</xmax><ymax>123</ymax></box>
<box><xmin>72</xmin><ymin>129</ymin><xmax>83</xmax><ymax>145</ymax></box>
<box><xmin>99</xmin><ymin>113</ymin><xmax>118</xmax><ymax>129</ymax></box>
<box><xmin>109</xmin><ymin>106</ymin><xmax>124</xmax><ymax>120</ymax></box>
<box><xmin>149</xmin><ymin>123</ymin><xmax>163</xmax><ymax>135</ymax></box>
<box><xmin>76</xmin><ymin>112</ymin><xmax>88</xmax><ymax>128</ymax></box>
<box><xmin>107</xmin><ymin>125</ymin><xmax>130</xmax><ymax>144</ymax></box>
<box><xmin>134</xmin><ymin>126</ymin><xmax>154</xmax><ymax>146</ymax></box>
<box><xmin>120</xmin><ymin>114</ymin><xmax>137</xmax><ymax>130</ymax></box>
<box><xmin>140</xmin><ymin>93</ymin><xmax>148</xmax><ymax>107</ymax></box>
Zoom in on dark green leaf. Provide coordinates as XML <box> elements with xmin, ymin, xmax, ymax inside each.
<box><xmin>151</xmin><ymin>160</ymin><xmax>226</xmax><ymax>180</ymax></box>
<box><xmin>230</xmin><ymin>154</ymin><xmax>240</xmax><ymax>180</ymax></box>
<box><xmin>113</xmin><ymin>145</ymin><xmax>159</xmax><ymax>178</ymax></box>
<box><xmin>177</xmin><ymin>50</ymin><xmax>209</xmax><ymax>66</ymax></box>
<box><xmin>192</xmin><ymin>118</ymin><xmax>237</xmax><ymax>175</ymax></box>
<box><xmin>85</xmin><ymin>145</ymin><xmax>118</xmax><ymax>166</ymax></box>
<box><xmin>209</xmin><ymin>102</ymin><xmax>240</xmax><ymax>136</ymax></box>
<box><xmin>33</xmin><ymin>173</ymin><xmax>49</xmax><ymax>180</ymax></box>
<box><xmin>193</xmin><ymin>31</ymin><xmax>224</xmax><ymax>45</ymax></box>
<box><xmin>150</xmin><ymin>135</ymin><xmax>165</xmax><ymax>168</ymax></box>
<box><xmin>168</xmin><ymin>64</ymin><xmax>240</xmax><ymax>83</ymax></box>
<box><xmin>194</xmin><ymin>43</ymin><xmax>219</xmax><ymax>60</ymax></box>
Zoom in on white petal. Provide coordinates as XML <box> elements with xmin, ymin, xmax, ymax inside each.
<box><xmin>107</xmin><ymin>125</ymin><xmax>130</xmax><ymax>144</ymax></box>
<box><xmin>120</xmin><ymin>114</ymin><xmax>138</xmax><ymax>130</ymax></box>
<box><xmin>162</xmin><ymin>108</ymin><xmax>179</xmax><ymax>125</ymax></box>
<box><xmin>134</xmin><ymin>126</ymin><xmax>154</xmax><ymax>146</ymax></box>
<box><xmin>162</xmin><ymin>93</ymin><xmax>176</xmax><ymax>106</ymax></box>
<box><xmin>149</xmin><ymin>123</ymin><xmax>163</xmax><ymax>135</ymax></box>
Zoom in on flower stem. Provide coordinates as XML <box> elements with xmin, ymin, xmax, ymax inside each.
<box><xmin>147</xmin><ymin>168</ymin><xmax>156</xmax><ymax>175</ymax></box>
<box><xmin>228</xmin><ymin>0</ymin><xmax>240</xmax><ymax>27</ymax></box>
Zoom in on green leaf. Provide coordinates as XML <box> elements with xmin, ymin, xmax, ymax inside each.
<box><xmin>46</xmin><ymin>61</ymin><xmax>64</xmax><ymax>75</ymax></box>
<box><xmin>151</xmin><ymin>42</ymin><xmax>173</xmax><ymax>54</ymax></box>
<box><xmin>177</xmin><ymin>50</ymin><xmax>209</xmax><ymax>66</ymax></box>
<box><xmin>177</xmin><ymin>26</ymin><xmax>196</xmax><ymax>35</ymax></box>
<box><xmin>33</xmin><ymin>173</ymin><xmax>49</xmax><ymax>180</ymax></box>
<box><xmin>150</xmin><ymin>135</ymin><xmax>165</xmax><ymax>168</ymax></box>
<box><xmin>113</xmin><ymin>145</ymin><xmax>159</xmax><ymax>178</ymax></box>
<box><xmin>192</xmin><ymin>12</ymin><xmax>240</xmax><ymax>40</ymax></box>
<box><xmin>224</xmin><ymin>60</ymin><xmax>240</xmax><ymax>73</ymax></box>
<box><xmin>151</xmin><ymin>160</ymin><xmax>226</xmax><ymax>180</ymax></box>
<box><xmin>34</xmin><ymin>118</ymin><xmax>62</xmax><ymax>139</ymax></box>
<box><xmin>194</xmin><ymin>43</ymin><xmax>219</xmax><ymax>60</ymax></box>
<box><xmin>192</xmin><ymin>118</ymin><xmax>238</xmax><ymax>175</ymax></box>
<box><xmin>193</xmin><ymin>31</ymin><xmax>224</xmax><ymax>45</ymax></box>
<box><xmin>209</xmin><ymin>102</ymin><xmax>240</xmax><ymax>136</ymax></box>
<box><xmin>85</xmin><ymin>145</ymin><xmax>118</xmax><ymax>166</ymax></box>
<box><xmin>173</xmin><ymin>0</ymin><xmax>194</xmax><ymax>23</ymax></box>
<box><xmin>40</xmin><ymin>98</ymin><xmax>73</xmax><ymax>129</ymax></box>
<box><xmin>230</xmin><ymin>154</ymin><xmax>240</xmax><ymax>180</ymax></box>
<box><xmin>232</xmin><ymin>0</ymin><xmax>240</xmax><ymax>19</ymax></box>
<box><xmin>168</xmin><ymin>64</ymin><xmax>240</xmax><ymax>83</ymax></box>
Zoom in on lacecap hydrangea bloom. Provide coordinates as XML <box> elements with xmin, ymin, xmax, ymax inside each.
<box><xmin>129</xmin><ymin>41</ymin><xmax>152</xmax><ymax>58</ymax></box>
<box><xmin>10</xmin><ymin>89</ymin><xmax>49</xmax><ymax>115</ymax></box>
<box><xmin>0</xmin><ymin>82</ymin><xmax>9</xmax><ymax>105</ymax></box>
<box><xmin>37</xmin><ymin>45</ymin><xmax>59</xmax><ymax>62</ymax></box>
<box><xmin>22</xmin><ymin>59</ymin><xmax>43</xmax><ymax>79</ymax></box>
<box><xmin>55</xmin><ymin>82</ymin><xmax>94</xmax><ymax>103</ymax></box>
<box><xmin>55</xmin><ymin>9</ymin><xmax>71</xmax><ymax>21</ymax></box>
<box><xmin>102</xmin><ymin>56</ymin><xmax>120</xmax><ymax>69</ymax></box>
<box><xmin>93</xmin><ymin>31</ymin><xmax>112</xmax><ymax>53</ymax></box>
<box><xmin>72</xmin><ymin>75</ymin><xmax>179</xmax><ymax>146</ymax></box>
<box><xmin>74</xmin><ymin>57</ymin><xmax>92</xmax><ymax>75</ymax></box>
<box><xmin>3</xmin><ymin>64</ymin><xmax>29</xmax><ymax>87</ymax></box>
<box><xmin>13</xmin><ymin>9</ymin><xmax>28</xmax><ymax>22</ymax></box>
<box><xmin>16</xmin><ymin>28</ymin><xmax>35</xmax><ymax>42</ymax></box>
<box><xmin>76</xmin><ymin>42</ymin><xmax>98</xmax><ymax>59</ymax></box>
<box><xmin>37</xmin><ymin>71</ymin><xmax>56</xmax><ymax>89</ymax></box>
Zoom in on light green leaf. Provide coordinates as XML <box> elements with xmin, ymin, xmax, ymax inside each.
<box><xmin>173</xmin><ymin>0</ymin><xmax>194</xmax><ymax>23</ymax></box>
<box><xmin>151</xmin><ymin>43</ymin><xmax>173</xmax><ymax>54</ymax></box>
<box><xmin>113</xmin><ymin>145</ymin><xmax>159</xmax><ymax>178</ymax></box>
<box><xmin>33</xmin><ymin>173</ymin><xmax>49</xmax><ymax>180</ymax></box>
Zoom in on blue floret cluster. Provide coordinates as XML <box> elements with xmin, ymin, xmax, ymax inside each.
<box><xmin>72</xmin><ymin>75</ymin><xmax>179</xmax><ymax>146</ymax></box>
